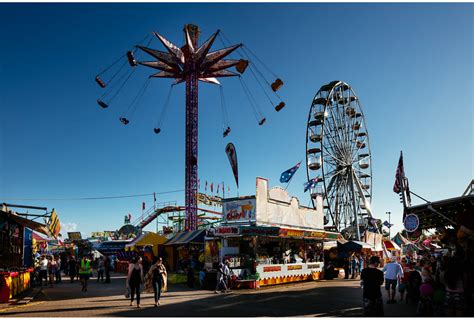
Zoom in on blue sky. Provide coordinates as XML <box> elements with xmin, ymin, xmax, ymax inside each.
<box><xmin>0</xmin><ymin>3</ymin><xmax>472</xmax><ymax>238</ymax></box>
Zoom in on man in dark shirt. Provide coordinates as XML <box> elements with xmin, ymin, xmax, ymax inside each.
<box><xmin>361</xmin><ymin>256</ymin><xmax>384</xmax><ymax>316</ymax></box>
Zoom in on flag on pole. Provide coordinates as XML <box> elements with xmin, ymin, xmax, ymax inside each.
<box><xmin>303</xmin><ymin>177</ymin><xmax>319</xmax><ymax>192</ymax></box>
<box><xmin>205</xmin><ymin>181</ymin><xmax>208</xmax><ymax>192</ymax></box>
<box><xmin>217</xmin><ymin>184</ymin><xmax>220</xmax><ymax>194</ymax></box>
<box><xmin>383</xmin><ymin>220</ymin><xmax>393</xmax><ymax>228</ymax></box>
<box><xmin>393</xmin><ymin>151</ymin><xmax>405</xmax><ymax>193</ymax></box>
<box><xmin>153</xmin><ymin>192</ymin><xmax>156</xmax><ymax>202</ymax></box>
<box><xmin>280</xmin><ymin>161</ymin><xmax>302</xmax><ymax>183</ymax></box>
<box><xmin>210</xmin><ymin>183</ymin><xmax>214</xmax><ymax>193</ymax></box>
<box><xmin>142</xmin><ymin>202</ymin><xmax>145</xmax><ymax>210</ymax></box>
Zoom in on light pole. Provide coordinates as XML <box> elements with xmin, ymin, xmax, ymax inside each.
<box><xmin>386</xmin><ymin>211</ymin><xmax>391</xmax><ymax>238</ymax></box>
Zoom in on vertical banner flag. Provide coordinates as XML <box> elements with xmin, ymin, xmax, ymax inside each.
<box><xmin>142</xmin><ymin>202</ymin><xmax>145</xmax><ymax>210</ymax></box>
<box><xmin>205</xmin><ymin>181</ymin><xmax>208</xmax><ymax>192</ymax></box>
<box><xmin>48</xmin><ymin>209</ymin><xmax>61</xmax><ymax>239</ymax></box>
<box><xmin>217</xmin><ymin>184</ymin><xmax>220</xmax><ymax>195</ymax></box>
<box><xmin>198</xmin><ymin>179</ymin><xmax>200</xmax><ymax>190</ymax></box>
<box><xmin>303</xmin><ymin>177</ymin><xmax>319</xmax><ymax>192</ymax></box>
<box><xmin>280</xmin><ymin>161</ymin><xmax>302</xmax><ymax>183</ymax></box>
<box><xmin>393</xmin><ymin>151</ymin><xmax>405</xmax><ymax>193</ymax></box>
<box><xmin>210</xmin><ymin>183</ymin><xmax>214</xmax><ymax>193</ymax></box>
<box><xmin>153</xmin><ymin>192</ymin><xmax>156</xmax><ymax>202</ymax></box>
<box><xmin>225</xmin><ymin>143</ymin><xmax>239</xmax><ymax>188</ymax></box>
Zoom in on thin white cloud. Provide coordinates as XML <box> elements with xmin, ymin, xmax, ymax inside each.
<box><xmin>61</xmin><ymin>222</ymin><xmax>78</xmax><ymax>233</ymax></box>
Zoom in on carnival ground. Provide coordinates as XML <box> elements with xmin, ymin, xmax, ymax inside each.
<box><xmin>0</xmin><ymin>273</ymin><xmax>417</xmax><ymax>317</ymax></box>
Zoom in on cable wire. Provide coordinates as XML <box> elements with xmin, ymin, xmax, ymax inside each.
<box><xmin>1</xmin><ymin>190</ymin><xmax>185</xmax><ymax>201</ymax></box>
<box><xmin>156</xmin><ymin>84</ymin><xmax>175</xmax><ymax>129</ymax></box>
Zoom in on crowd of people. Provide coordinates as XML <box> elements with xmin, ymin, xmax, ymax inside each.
<box><xmin>360</xmin><ymin>248</ymin><xmax>473</xmax><ymax>316</ymax></box>
<box><xmin>34</xmin><ymin>254</ymin><xmax>114</xmax><ymax>291</ymax></box>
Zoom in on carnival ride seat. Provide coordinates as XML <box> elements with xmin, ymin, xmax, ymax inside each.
<box><xmin>271</xmin><ymin>78</ymin><xmax>283</xmax><ymax>92</ymax></box>
<box><xmin>127</xmin><ymin>51</ymin><xmax>137</xmax><ymax>67</ymax></box>
<box><xmin>153</xmin><ymin>128</ymin><xmax>161</xmax><ymax>134</ymax></box>
<box><xmin>275</xmin><ymin>102</ymin><xmax>285</xmax><ymax>112</ymax></box>
<box><xmin>313</xmin><ymin>97</ymin><xmax>327</xmax><ymax>105</ymax></box>
<box><xmin>223</xmin><ymin>126</ymin><xmax>231</xmax><ymax>137</ymax></box>
<box><xmin>97</xmin><ymin>100</ymin><xmax>108</xmax><ymax>109</ymax></box>
<box><xmin>95</xmin><ymin>76</ymin><xmax>106</xmax><ymax>88</ymax></box>
<box><xmin>235</xmin><ymin>59</ymin><xmax>249</xmax><ymax>74</ymax></box>
<box><xmin>120</xmin><ymin>117</ymin><xmax>130</xmax><ymax>125</ymax></box>
<box><xmin>310</xmin><ymin>133</ymin><xmax>322</xmax><ymax>143</ymax></box>
<box><xmin>258</xmin><ymin>118</ymin><xmax>266</xmax><ymax>126</ymax></box>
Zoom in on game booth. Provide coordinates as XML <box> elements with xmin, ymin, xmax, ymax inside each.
<box><xmin>204</xmin><ymin>177</ymin><xmax>342</xmax><ymax>289</ymax></box>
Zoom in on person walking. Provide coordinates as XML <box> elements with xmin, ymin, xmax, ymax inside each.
<box><xmin>127</xmin><ymin>257</ymin><xmax>144</xmax><ymax>308</ymax></box>
<box><xmin>79</xmin><ymin>256</ymin><xmax>92</xmax><ymax>292</ymax></box>
<box><xmin>398</xmin><ymin>257</ymin><xmax>409</xmax><ymax>302</ymax></box>
<box><xmin>104</xmin><ymin>255</ymin><xmax>111</xmax><ymax>283</ymax></box>
<box><xmin>54</xmin><ymin>255</ymin><xmax>62</xmax><ymax>283</ymax></box>
<box><xmin>68</xmin><ymin>256</ymin><xmax>77</xmax><ymax>283</ymax></box>
<box><xmin>351</xmin><ymin>254</ymin><xmax>359</xmax><ymax>279</ymax></box>
<box><xmin>361</xmin><ymin>256</ymin><xmax>385</xmax><ymax>316</ymax></box>
<box><xmin>97</xmin><ymin>256</ymin><xmax>105</xmax><ymax>282</ymax></box>
<box><xmin>383</xmin><ymin>256</ymin><xmax>404</xmax><ymax>304</ymax></box>
<box><xmin>48</xmin><ymin>256</ymin><xmax>57</xmax><ymax>288</ymax></box>
<box><xmin>38</xmin><ymin>255</ymin><xmax>48</xmax><ymax>286</ymax></box>
<box><xmin>215</xmin><ymin>261</ymin><xmax>228</xmax><ymax>293</ymax></box>
<box><xmin>224</xmin><ymin>260</ymin><xmax>232</xmax><ymax>292</ymax></box>
<box><xmin>145</xmin><ymin>257</ymin><xmax>167</xmax><ymax>307</ymax></box>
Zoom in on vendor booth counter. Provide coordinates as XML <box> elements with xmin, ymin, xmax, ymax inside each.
<box><xmin>257</xmin><ymin>262</ymin><xmax>323</xmax><ymax>287</ymax></box>
<box><xmin>0</xmin><ymin>268</ymin><xmax>33</xmax><ymax>303</ymax></box>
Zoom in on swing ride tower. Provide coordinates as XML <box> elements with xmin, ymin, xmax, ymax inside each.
<box><xmin>136</xmin><ymin>24</ymin><xmax>242</xmax><ymax>231</ymax></box>
<box><xmin>96</xmin><ymin>24</ymin><xmax>285</xmax><ymax>232</ymax></box>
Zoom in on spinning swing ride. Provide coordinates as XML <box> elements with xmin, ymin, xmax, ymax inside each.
<box><xmin>306</xmin><ymin>81</ymin><xmax>374</xmax><ymax>241</ymax></box>
<box><xmin>95</xmin><ymin>24</ymin><xmax>284</xmax><ymax>231</ymax></box>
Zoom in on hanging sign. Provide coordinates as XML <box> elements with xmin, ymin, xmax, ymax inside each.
<box><xmin>404</xmin><ymin>214</ymin><xmax>420</xmax><ymax>233</ymax></box>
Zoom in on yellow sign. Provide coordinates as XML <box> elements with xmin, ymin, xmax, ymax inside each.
<box><xmin>48</xmin><ymin>209</ymin><xmax>61</xmax><ymax>239</ymax></box>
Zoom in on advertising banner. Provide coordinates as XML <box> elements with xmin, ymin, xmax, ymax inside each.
<box><xmin>223</xmin><ymin>198</ymin><xmax>256</xmax><ymax>224</ymax></box>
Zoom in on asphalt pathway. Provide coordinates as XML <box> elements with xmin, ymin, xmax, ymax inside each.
<box><xmin>0</xmin><ymin>273</ymin><xmax>417</xmax><ymax>317</ymax></box>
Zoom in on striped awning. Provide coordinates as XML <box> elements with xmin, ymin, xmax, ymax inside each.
<box><xmin>165</xmin><ymin>229</ymin><xmax>206</xmax><ymax>246</ymax></box>
<box><xmin>383</xmin><ymin>240</ymin><xmax>401</xmax><ymax>251</ymax></box>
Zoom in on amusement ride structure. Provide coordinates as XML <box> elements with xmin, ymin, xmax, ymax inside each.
<box><xmin>306</xmin><ymin>81</ymin><xmax>373</xmax><ymax>240</ymax></box>
<box><xmin>95</xmin><ymin>24</ymin><xmax>284</xmax><ymax>232</ymax></box>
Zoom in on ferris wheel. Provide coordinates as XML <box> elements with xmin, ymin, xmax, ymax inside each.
<box><xmin>305</xmin><ymin>80</ymin><xmax>373</xmax><ymax>240</ymax></box>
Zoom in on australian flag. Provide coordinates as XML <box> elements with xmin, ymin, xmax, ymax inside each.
<box><xmin>304</xmin><ymin>177</ymin><xmax>319</xmax><ymax>192</ymax></box>
<box><xmin>280</xmin><ymin>161</ymin><xmax>302</xmax><ymax>183</ymax></box>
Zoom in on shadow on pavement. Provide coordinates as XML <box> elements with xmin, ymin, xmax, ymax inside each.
<box><xmin>107</xmin><ymin>285</ymin><xmax>366</xmax><ymax>317</ymax></box>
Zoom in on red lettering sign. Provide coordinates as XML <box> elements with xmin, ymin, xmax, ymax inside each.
<box><xmin>263</xmin><ymin>266</ymin><xmax>282</xmax><ymax>272</ymax></box>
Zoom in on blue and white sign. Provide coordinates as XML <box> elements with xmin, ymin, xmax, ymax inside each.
<box><xmin>404</xmin><ymin>214</ymin><xmax>419</xmax><ymax>233</ymax></box>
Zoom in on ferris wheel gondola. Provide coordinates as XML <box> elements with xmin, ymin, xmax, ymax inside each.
<box><xmin>305</xmin><ymin>80</ymin><xmax>373</xmax><ymax>240</ymax></box>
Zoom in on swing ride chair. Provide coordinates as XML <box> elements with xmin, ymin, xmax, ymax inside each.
<box><xmin>94</xmin><ymin>24</ymin><xmax>284</xmax><ymax>231</ymax></box>
<box><xmin>305</xmin><ymin>80</ymin><xmax>375</xmax><ymax>241</ymax></box>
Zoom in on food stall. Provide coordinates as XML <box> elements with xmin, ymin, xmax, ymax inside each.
<box><xmin>207</xmin><ymin>177</ymin><xmax>342</xmax><ymax>288</ymax></box>
<box><xmin>0</xmin><ymin>205</ymin><xmax>49</xmax><ymax>302</ymax></box>
<box><xmin>164</xmin><ymin>229</ymin><xmax>206</xmax><ymax>284</ymax></box>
